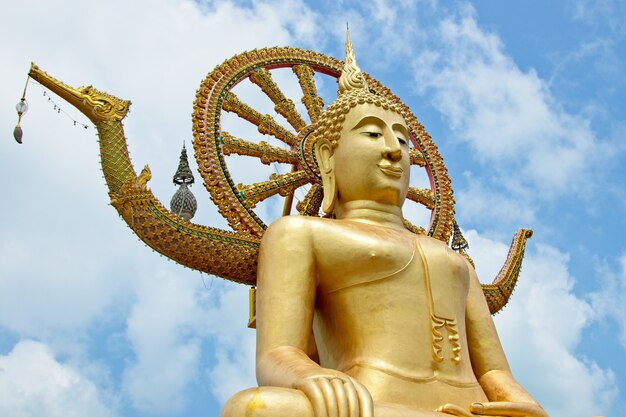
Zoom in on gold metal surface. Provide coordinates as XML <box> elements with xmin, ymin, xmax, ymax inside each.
<box><xmin>221</xmin><ymin>34</ymin><xmax>546</xmax><ymax>417</ymax></box>
<box><xmin>221</xmin><ymin>132</ymin><xmax>299</xmax><ymax>165</ymax></box>
<box><xmin>407</xmin><ymin>187</ymin><xmax>435</xmax><ymax>209</ymax></box>
<box><xmin>296</xmin><ymin>183</ymin><xmax>324</xmax><ymax>216</ymax></box>
<box><xmin>293</xmin><ymin>64</ymin><xmax>325</xmax><ymax>123</ymax></box>
<box><xmin>249</xmin><ymin>67</ymin><xmax>307</xmax><ymax>131</ymax></box>
<box><xmin>236</xmin><ymin>170</ymin><xmax>310</xmax><ymax>208</ymax></box>
<box><xmin>222</xmin><ymin>91</ymin><xmax>297</xmax><ymax>147</ymax></box>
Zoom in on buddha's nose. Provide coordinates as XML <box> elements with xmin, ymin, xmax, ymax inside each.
<box><xmin>382</xmin><ymin>130</ymin><xmax>402</xmax><ymax>161</ymax></box>
<box><xmin>382</xmin><ymin>146</ymin><xmax>402</xmax><ymax>161</ymax></box>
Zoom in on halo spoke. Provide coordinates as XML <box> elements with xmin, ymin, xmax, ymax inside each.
<box><xmin>249</xmin><ymin>68</ymin><xmax>307</xmax><ymax>131</ymax></box>
<box><xmin>407</xmin><ymin>187</ymin><xmax>435</xmax><ymax>209</ymax></box>
<box><xmin>221</xmin><ymin>132</ymin><xmax>298</xmax><ymax>165</ymax></box>
<box><xmin>403</xmin><ymin>219</ymin><xmax>427</xmax><ymax>235</ymax></box>
<box><xmin>410</xmin><ymin>148</ymin><xmax>426</xmax><ymax>167</ymax></box>
<box><xmin>222</xmin><ymin>92</ymin><xmax>297</xmax><ymax>146</ymax></box>
<box><xmin>296</xmin><ymin>183</ymin><xmax>324</xmax><ymax>216</ymax></box>
<box><xmin>237</xmin><ymin>170</ymin><xmax>310</xmax><ymax>207</ymax></box>
<box><xmin>293</xmin><ymin>64</ymin><xmax>325</xmax><ymax>123</ymax></box>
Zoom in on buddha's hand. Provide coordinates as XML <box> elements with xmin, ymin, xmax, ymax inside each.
<box><xmin>436</xmin><ymin>402</ymin><xmax>548</xmax><ymax>417</ymax></box>
<box><xmin>294</xmin><ymin>370</ymin><xmax>374</xmax><ymax>417</ymax></box>
<box><xmin>470</xmin><ymin>402</ymin><xmax>548</xmax><ymax>417</ymax></box>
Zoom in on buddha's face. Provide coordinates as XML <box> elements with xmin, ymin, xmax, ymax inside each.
<box><xmin>329</xmin><ymin>103</ymin><xmax>410</xmax><ymax>207</ymax></box>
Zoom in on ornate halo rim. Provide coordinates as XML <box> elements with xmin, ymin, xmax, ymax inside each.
<box><xmin>192</xmin><ymin>46</ymin><xmax>455</xmax><ymax>243</ymax></box>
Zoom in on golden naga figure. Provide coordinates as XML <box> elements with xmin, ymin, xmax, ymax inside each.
<box><xmin>26</xmin><ymin>31</ymin><xmax>542</xmax><ymax>417</ymax></box>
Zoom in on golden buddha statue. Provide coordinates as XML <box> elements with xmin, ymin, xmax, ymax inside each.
<box><xmin>219</xmin><ymin>37</ymin><xmax>548</xmax><ymax>417</ymax></box>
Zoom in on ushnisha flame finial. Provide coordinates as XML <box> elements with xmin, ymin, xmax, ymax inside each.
<box><xmin>338</xmin><ymin>24</ymin><xmax>368</xmax><ymax>95</ymax></box>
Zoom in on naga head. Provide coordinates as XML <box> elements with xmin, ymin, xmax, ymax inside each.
<box><xmin>28</xmin><ymin>63</ymin><xmax>130</xmax><ymax>124</ymax></box>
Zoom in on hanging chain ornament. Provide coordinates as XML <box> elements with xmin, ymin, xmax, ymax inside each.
<box><xmin>40</xmin><ymin>85</ymin><xmax>90</xmax><ymax>130</ymax></box>
<box><xmin>13</xmin><ymin>75</ymin><xmax>91</xmax><ymax>145</ymax></box>
<box><xmin>13</xmin><ymin>74</ymin><xmax>30</xmax><ymax>144</ymax></box>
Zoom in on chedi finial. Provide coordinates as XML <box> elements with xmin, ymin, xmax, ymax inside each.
<box><xmin>338</xmin><ymin>25</ymin><xmax>368</xmax><ymax>95</ymax></box>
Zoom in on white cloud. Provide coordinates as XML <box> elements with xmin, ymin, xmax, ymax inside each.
<box><xmin>590</xmin><ymin>254</ymin><xmax>626</xmax><ymax>350</ymax></box>
<box><xmin>119</xmin><ymin>271</ymin><xmax>256</xmax><ymax>411</ymax></box>
<box><xmin>0</xmin><ymin>236</ymin><xmax>131</xmax><ymax>337</ymax></box>
<box><xmin>466</xmin><ymin>230</ymin><xmax>617</xmax><ymax>417</ymax></box>
<box><xmin>411</xmin><ymin>6</ymin><xmax>599</xmax><ymax>212</ymax></box>
<box><xmin>572</xmin><ymin>0</ymin><xmax>626</xmax><ymax>36</ymax></box>
<box><xmin>0</xmin><ymin>340</ymin><xmax>116</xmax><ymax>417</ymax></box>
<box><xmin>204</xmin><ymin>285</ymin><xmax>256</xmax><ymax>403</ymax></box>
<box><xmin>456</xmin><ymin>172</ymin><xmax>536</xmax><ymax>227</ymax></box>
<box><xmin>122</xmin><ymin>269</ymin><xmax>204</xmax><ymax>414</ymax></box>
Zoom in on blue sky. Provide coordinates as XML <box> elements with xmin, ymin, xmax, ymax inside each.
<box><xmin>1</xmin><ymin>1</ymin><xmax>625</xmax><ymax>417</ymax></box>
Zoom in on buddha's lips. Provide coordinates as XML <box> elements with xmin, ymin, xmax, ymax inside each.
<box><xmin>377</xmin><ymin>164</ymin><xmax>403</xmax><ymax>178</ymax></box>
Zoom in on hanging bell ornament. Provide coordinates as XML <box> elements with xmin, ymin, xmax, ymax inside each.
<box><xmin>14</xmin><ymin>98</ymin><xmax>28</xmax><ymax>144</ymax></box>
<box><xmin>13</xmin><ymin>125</ymin><xmax>23</xmax><ymax>144</ymax></box>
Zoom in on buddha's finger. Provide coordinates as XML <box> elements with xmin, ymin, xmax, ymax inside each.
<box><xmin>435</xmin><ymin>404</ymin><xmax>475</xmax><ymax>417</ymax></box>
<box><xmin>300</xmin><ymin>379</ymin><xmax>329</xmax><ymax>417</ymax></box>
<box><xmin>349</xmin><ymin>377</ymin><xmax>374</xmax><ymax>417</ymax></box>
<box><xmin>343</xmin><ymin>377</ymin><xmax>359</xmax><ymax>417</ymax></box>
<box><xmin>471</xmin><ymin>402</ymin><xmax>547</xmax><ymax>417</ymax></box>
<box><xmin>331</xmin><ymin>378</ymin><xmax>349</xmax><ymax>417</ymax></box>
<box><xmin>318</xmin><ymin>377</ymin><xmax>339</xmax><ymax>417</ymax></box>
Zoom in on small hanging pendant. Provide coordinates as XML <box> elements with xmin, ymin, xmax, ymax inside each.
<box><xmin>13</xmin><ymin>125</ymin><xmax>23</xmax><ymax>144</ymax></box>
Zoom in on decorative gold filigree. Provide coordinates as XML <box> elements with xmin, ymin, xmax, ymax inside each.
<box><xmin>482</xmin><ymin>229</ymin><xmax>533</xmax><ymax>314</ymax></box>
<box><xmin>110</xmin><ymin>183</ymin><xmax>261</xmax><ymax>284</ymax></box>
<box><xmin>403</xmin><ymin>219</ymin><xmax>426</xmax><ymax>235</ymax></box>
<box><xmin>410</xmin><ymin>148</ymin><xmax>426</xmax><ymax>167</ymax></box>
<box><xmin>29</xmin><ymin>63</ymin><xmax>130</xmax><ymax>124</ymax></box>
<box><xmin>237</xmin><ymin>170</ymin><xmax>309</xmax><ymax>208</ymax></box>
<box><xmin>249</xmin><ymin>68</ymin><xmax>306</xmax><ymax>131</ymax></box>
<box><xmin>338</xmin><ymin>29</ymin><xmax>367</xmax><ymax>94</ymax></box>
<box><xmin>407</xmin><ymin>187</ymin><xmax>435</xmax><ymax>209</ymax></box>
<box><xmin>296</xmin><ymin>183</ymin><xmax>324</xmax><ymax>216</ymax></box>
<box><xmin>222</xmin><ymin>92</ymin><xmax>297</xmax><ymax>147</ymax></box>
<box><xmin>293</xmin><ymin>64</ymin><xmax>324</xmax><ymax>123</ymax></box>
<box><xmin>221</xmin><ymin>132</ymin><xmax>298</xmax><ymax>165</ymax></box>
<box><xmin>430</xmin><ymin>315</ymin><xmax>461</xmax><ymax>364</ymax></box>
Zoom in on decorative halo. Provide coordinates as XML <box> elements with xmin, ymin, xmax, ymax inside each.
<box><xmin>192</xmin><ymin>47</ymin><xmax>454</xmax><ymax>242</ymax></box>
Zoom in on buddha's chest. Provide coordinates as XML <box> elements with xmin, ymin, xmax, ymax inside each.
<box><xmin>314</xmin><ymin>224</ymin><xmax>469</xmax><ymax>297</ymax></box>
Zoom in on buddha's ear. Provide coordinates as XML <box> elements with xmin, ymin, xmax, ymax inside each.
<box><xmin>315</xmin><ymin>139</ymin><xmax>336</xmax><ymax>215</ymax></box>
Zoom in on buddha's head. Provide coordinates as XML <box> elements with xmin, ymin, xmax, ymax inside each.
<box><xmin>312</xmin><ymin>32</ymin><xmax>411</xmax><ymax>215</ymax></box>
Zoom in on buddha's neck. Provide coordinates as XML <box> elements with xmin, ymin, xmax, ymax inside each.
<box><xmin>335</xmin><ymin>200</ymin><xmax>405</xmax><ymax>230</ymax></box>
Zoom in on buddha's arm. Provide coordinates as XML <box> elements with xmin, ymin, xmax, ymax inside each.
<box><xmin>255</xmin><ymin>217</ymin><xmax>373</xmax><ymax>417</ymax></box>
<box><xmin>256</xmin><ymin>216</ymin><xmax>319</xmax><ymax>386</ymax></box>
<box><xmin>465</xmin><ymin>263</ymin><xmax>548</xmax><ymax>417</ymax></box>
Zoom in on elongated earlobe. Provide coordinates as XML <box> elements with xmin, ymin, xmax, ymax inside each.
<box><xmin>321</xmin><ymin>170</ymin><xmax>336</xmax><ymax>215</ymax></box>
<box><xmin>315</xmin><ymin>139</ymin><xmax>336</xmax><ymax>215</ymax></box>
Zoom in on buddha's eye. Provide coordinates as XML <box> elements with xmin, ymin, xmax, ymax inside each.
<box><xmin>363</xmin><ymin>131</ymin><xmax>382</xmax><ymax>138</ymax></box>
<box><xmin>398</xmin><ymin>137</ymin><xmax>407</xmax><ymax>146</ymax></box>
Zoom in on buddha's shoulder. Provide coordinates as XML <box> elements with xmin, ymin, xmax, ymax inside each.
<box><xmin>264</xmin><ymin>216</ymin><xmax>347</xmax><ymax>239</ymax></box>
<box><xmin>264</xmin><ymin>215</ymin><xmax>323</xmax><ymax>237</ymax></box>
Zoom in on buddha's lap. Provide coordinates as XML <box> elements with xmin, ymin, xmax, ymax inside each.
<box><xmin>220</xmin><ymin>387</ymin><xmax>311</xmax><ymax>417</ymax></box>
<box><xmin>220</xmin><ymin>386</ymin><xmax>459</xmax><ymax>417</ymax></box>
